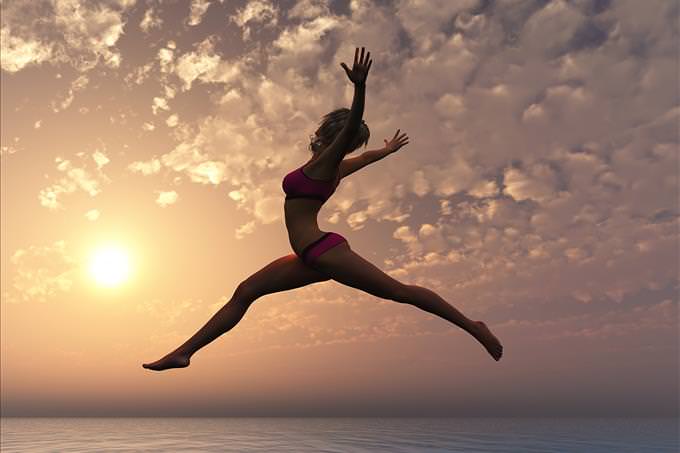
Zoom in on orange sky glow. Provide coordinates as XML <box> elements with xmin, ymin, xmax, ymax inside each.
<box><xmin>1</xmin><ymin>0</ymin><xmax>678</xmax><ymax>417</ymax></box>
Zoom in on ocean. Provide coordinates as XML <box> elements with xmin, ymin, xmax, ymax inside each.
<box><xmin>1</xmin><ymin>417</ymin><xmax>677</xmax><ymax>452</ymax></box>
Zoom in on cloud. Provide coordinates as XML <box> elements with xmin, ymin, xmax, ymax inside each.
<box><xmin>92</xmin><ymin>150</ymin><xmax>110</xmax><ymax>169</ymax></box>
<box><xmin>2</xmin><ymin>240</ymin><xmax>78</xmax><ymax>304</ymax></box>
<box><xmin>39</xmin><ymin>153</ymin><xmax>111</xmax><ymax>210</ymax></box>
<box><xmin>231</xmin><ymin>0</ymin><xmax>279</xmax><ymax>41</ymax></box>
<box><xmin>151</xmin><ymin>96</ymin><xmax>169</xmax><ymax>115</ymax></box>
<box><xmin>173</xmin><ymin>37</ymin><xmax>244</xmax><ymax>91</ymax></box>
<box><xmin>50</xmin><ymin>74</ymin><xmax>89</xmax><ymax>112</ymax></box>
<box><xmin>2</xmin><ymin>0</ymin><xmax>137</xmax><ymax>74</ymax></box>
<box><xmin>288</xmin><ymin>0</ymin><xmax>330</xmax><ymax>20</ymax></box>
<box><xmin>85</xmin><ymin>209</ymin><xmax>100</xmax><ymax>221</ymax></box>
<box><xmin>519</xmin><ymin>0</ymin><xmax>588</xmax><ymax>58</ymax></box>
<box><xmin>166</xmin><ymin>114</ymin><xmax>179</xmax><ymax>127</ymax></box>
<box><xmin>51</xmin><ymin>0</ymin><xmax>133</xmax><ymax>71</ymax></box>
<box><xmin>8</xmin><ymin>0</ymin><xmax>677</xmax><ymax>344</ymax></box>
<box><xmin>140</xmin><ymin>6</ymin><xmax>162</xmax><ymax>33</ymax></box>
<box><xmin>0</xmin><ymin>143</ymin><xmax>20</xmax><ymax>157</ymax></box>
<box><xmin>503</xmin><ymin>163</ymin><xmax>557</xmax><ymax>203</ymax></box>
<box><xmin>135</xmin><ymin>298</ymin><xmax>205</xmax><ymax>341</ymax></box>
<box><xmin>0</xmin><ymin>26</ymin><xmax>53</xmax><ymax>73</ymax></box>
<box><xmin>235</xmin><ymin>220</ymin><xmax>256</xmax><ymax>239</ymax></box>
<box><xmin>155</xmin><ymin>190</ymin><xmax>179</xmax><ymax>207</ymax></box>
<box><xmin>124</xmin><ymin>61</ymin><xmax>154</xmax><ymax>86</ymax></box>
<box><xmin>128</xmin><ymin>158</ymin><xmax>162</xmax><ymax>175</ymax></box>
<box><xmin>188</xmin><ymin>0</ymin><xmax>211</xmax><ymax>26</ymax></box>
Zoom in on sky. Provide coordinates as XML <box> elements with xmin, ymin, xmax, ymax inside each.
<box><xmin>1</xmin><ymin>0</ymin><xmax>678</xmax><ymax>417</ymax></box>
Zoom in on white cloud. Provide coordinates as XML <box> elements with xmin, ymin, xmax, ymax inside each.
<box><xmin>1</xmin><ymin>0</ymin><xmax>138</xmax><ymax>73</ymax></box>
<box><xmin>393</xmin><ymin>225</ymin><xmax>423</xmax><ymax>256</ymax></box>
<box><xmin>434</xmin><ymin>93</ymin><xmax>465</xmax><ymax>118</ymax></box>
<box><xmin>128</xmin><ymin>158</ymin><xmax>162</xmax><ymax>175</ymax></box>
<box><xmin>92</xmin><ymin>150</ymin><xmax>110</xmax><ymax>169</ymax></box>
<box><xmin>519</xmin><ymin>0</ymin><xmax>586</xmax><ymax>57</ymax></box>
<box><xmin>272</xmin><ymin>15</ymin><xmax>337</xmax><ymax>55</ymax></box>
<box><xmin>235</xmin><ymin>220</ymin><xmax>256</xmax><ymax>239</ymax></box>
<box><xmin>50</xmin><ymin>74</ymin><xmax>89</xmax><ymax>112</ymax></box>
<box><xmin>395</xmin><ymin>0</ymin><xmax>479</xmax><ymax>53</ymax></box>
<box><xmin>152</xmin><ymin>96</ymin><xmax>169</xmax><ymax>115</ymax></box>
<box><xmin>288</xmin><ymin>0</ymin><xmax>330</xmax><ymax>20</ymax></box>
<box><xmin>157</xmin><ymin>46</ymin><xmax>174</xmax><ymax>73</ymax></box>
<box><xmin>140</xmin><ymin>7</ymin><xmax>162</xmax><ymax>32</ymax></box>
<box><xmin>39</xmin><ymin>154</ymin><xmax>111</xmax><ymax>210</ymax></box>
<box><xmin>231</xmin><ymin>0</ymin><xmax>279</xmax><ymax>40</ymax></box>
<box><xmin>124</xmin><ymin>61</ymin><xmax>154</xmax><ymax>86</ymax></box>
<box><xmin>166</xmin><ymin>114</ymin><xmax>179</xmax><ymax>127</ymax></box>
<box><xmin>155</xmin><ymin>190</ymin><xmax>178</xmax><ymax>207</ymax></box>
<box><xmin>186</xmin><ymin>161</ymin><xmax>226</xmax><ymax>185</ymax></box>
<box><xmin>411</xmin><ymin>170</ymin><xmax>430</xmax><ymax>197</ymax></box>
<box><xmin>174</xmin><ymin>37</ymin><xmax>243</xmax><ymax>91</ymax></box>
<box><xmin>0</xmin><ymin>26</ymin><xmax>53</xmax><ymax>72</ymax></box>
<box><xmin>503</xmin><ymin>163</ymin><xmax>557</xmax><ymax>204</ymax></box>
<box><xmin>188</xmin><ymin>0</ymin><xmax>211</xmax><ymax>26</ymax></box>
<box><xmin>85</xmin><ymin>209</ymin><xmax>100</xmax><ymax>221</ymax></box>
<box><xmin>3</xmin><ymin>240</ymin><xmax>78</xmax><ymax>303</ymax></box>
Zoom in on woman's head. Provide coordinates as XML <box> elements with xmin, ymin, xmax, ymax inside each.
<box><xmin>309</xmin><ymin>107</ymin><xmax>370</xmax><ymax>155</ymax></box>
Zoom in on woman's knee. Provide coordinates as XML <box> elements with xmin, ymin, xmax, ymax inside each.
<box><xmin>388</xmin><ymin>283</ymin><xmax>415</xmax><ymax>304</ymax></box>
<box><xmin>233</xmin><ymin>281</ymin><xmax>259</xmax><ymax>305</ymax></box>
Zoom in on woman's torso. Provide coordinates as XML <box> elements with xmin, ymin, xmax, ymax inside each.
<box><xmin>283</xmin><ymin>157</ymin><xmax>340</xmax><ymax>255</ymax></box>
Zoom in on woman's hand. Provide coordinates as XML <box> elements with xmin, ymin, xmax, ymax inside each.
<box><xmin>340</xmin><ymin>47</ymin><xmax>372</xmax><ymax>85</ymax></box>
<box><xmin>384</xmin><ymin>129</ymin><xmax>409</xmax><ymax>154</ymax></box>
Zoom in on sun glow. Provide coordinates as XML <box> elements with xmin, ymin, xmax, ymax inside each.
<box><xmin>88</xmin><ymin>245</ymin><xmax>131</xmax><ymax>287</ymax></box>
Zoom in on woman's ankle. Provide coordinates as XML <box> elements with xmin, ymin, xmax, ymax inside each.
<box><xmin>173</xmin><ymin>347</ymin><xmax>193</xmax><ymax>358</ymax></box>
<box><xmin>464</xmin><ymin>319</ymin><xmax>480</xmax><ymax>336</ymax></box>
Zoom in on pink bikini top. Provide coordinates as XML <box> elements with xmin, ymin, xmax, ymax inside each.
<box><xmin>282</xmin><ymin>165</ymin><xmax>340</xmax><ymax>203</ymax></box>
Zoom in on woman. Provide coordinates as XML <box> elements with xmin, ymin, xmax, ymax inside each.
<box><xmin>143</xmin><ymin>47</ymin><xmax>502</xmax><ymax>371</ymax></box>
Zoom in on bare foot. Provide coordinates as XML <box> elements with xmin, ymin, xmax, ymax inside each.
<box><xmin>142</xmin><ymin>352</ymin><xmax>190</xmax><ymax>371</ymax></box>
<box><xmin>471</xmin><ymin>321</ymin><xmax>503</xmax><ymax>361</ymax></box>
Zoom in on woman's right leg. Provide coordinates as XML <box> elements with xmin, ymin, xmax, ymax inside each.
<box><xmin>143</xmin><ymin>253</ymin><xmax>331</xmax><ymax>371</ymax></box>
<box><xmin>310</xmin><ymin>242</ymin><xmax>503</xmax><ymax>361</ymax></box>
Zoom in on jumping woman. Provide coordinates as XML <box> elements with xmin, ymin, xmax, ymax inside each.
<box><xmin>143</xmin><ymin>47</ymin><xmax>503</xmax><ymax>371</ymax></box>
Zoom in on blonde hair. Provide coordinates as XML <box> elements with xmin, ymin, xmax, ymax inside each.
<box><xmin>309</xmin><ymin>108</ymin><xmax>370</xmax><ymax>154</ymax></box>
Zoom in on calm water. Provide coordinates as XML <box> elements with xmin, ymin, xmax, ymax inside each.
<box><xmin>1</xmin><ymin>417</ymin><xmax>677</xmax><ymax>452</ymax></box>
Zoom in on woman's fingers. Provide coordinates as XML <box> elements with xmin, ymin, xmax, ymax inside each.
<box><xmin>354</xmin><ymin>47</ymin><xmax>359</xmax><ymax>66</ymax></box>
<box><xmin>385</xmin><ymin>130</ymin><xmax>409</xmax><ymax>152</ymax></box>
<box><xmin>340</xmin><ymin>62</ymin><xmax>352</xmax><ymax>81</ymax></box>
<box><xmin>393</xmin><ymin>130</ymin><xmax>407</xmax><ymax>142</ymax></box>
<box><xmin>360</xmin><ymin>47</ymin><xmax>365</xmax><ymax>64</ymax></box>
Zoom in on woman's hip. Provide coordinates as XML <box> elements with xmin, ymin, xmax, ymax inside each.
<box><xmin>297</xmin><ymin>231</ymin><xmax>349</xmax><ymax>266</ymax></box>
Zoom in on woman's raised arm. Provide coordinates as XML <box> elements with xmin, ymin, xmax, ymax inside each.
<box><xmin>319</xmin><ymin>47</ymin><xmax>372</xmax><ymax>165</ymax></box>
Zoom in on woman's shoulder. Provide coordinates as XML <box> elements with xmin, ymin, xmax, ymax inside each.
<box><xmin>301</xmin><ymin>155</ymin><xmax>339</xmax><ymax>181</ymax></box>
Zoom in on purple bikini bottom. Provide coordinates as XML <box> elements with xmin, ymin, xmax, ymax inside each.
<box><xmin>299</xmin><ymin>232</ymin><xmax>348</xmax><ymax>266</ymax></box>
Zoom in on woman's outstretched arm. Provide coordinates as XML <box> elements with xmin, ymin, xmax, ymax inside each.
<box><xmin>320</xmin><ymin>47</ymin><xmax>372</xmax><ymax>165</ymax></box>
<box><xmin>339</xmin><ymin>129</ymin><xmax>410</xmax><ymax>178</ymax></box>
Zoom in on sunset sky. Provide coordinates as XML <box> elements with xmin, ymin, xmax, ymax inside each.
<box><xmin>1</xmin><ymin>0</ymin><xmax>678</xmax><ymax>417</ymax></box>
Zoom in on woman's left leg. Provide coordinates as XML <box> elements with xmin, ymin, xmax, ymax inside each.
<box><xmin>143</xmin><ymin>253</ymin><xmax>330</xmax><ymax>371</ymax></box>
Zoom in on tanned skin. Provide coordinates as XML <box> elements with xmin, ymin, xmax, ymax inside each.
<box><xmin>143</xmin><ymin>47</ymin><xmax>502</xmax><ymax>372</ymax></box>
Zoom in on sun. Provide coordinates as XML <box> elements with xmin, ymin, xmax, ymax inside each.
<box><xmin>88</xmin><ymin>245</ymin><xmax>131</xmax><ymax>287</ymax></box>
